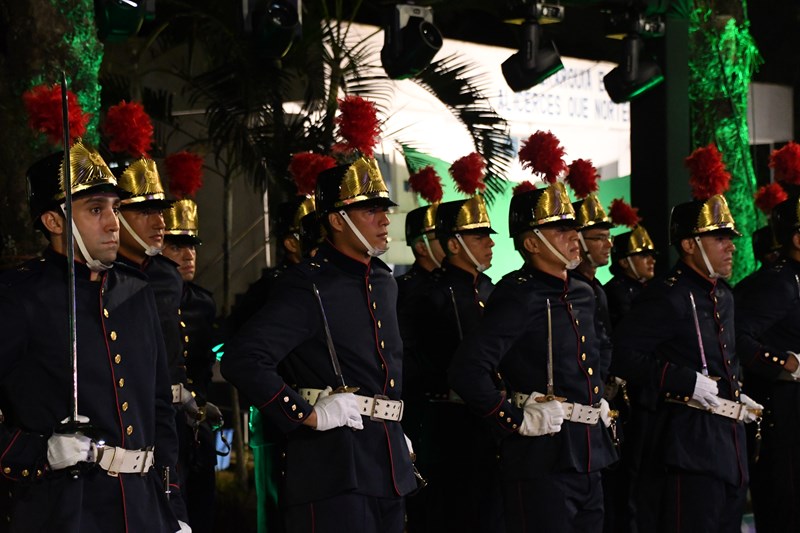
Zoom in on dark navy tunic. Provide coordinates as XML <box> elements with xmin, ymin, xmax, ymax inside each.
<box><xmin>221</xmin><ymin>242</ymin><xmax>416</xmax><ymax>505</ymax></box>
<box><xmin>0</xmin><ymin>249</ymin><xmax>184</xmax><ymax>532</ymax></box>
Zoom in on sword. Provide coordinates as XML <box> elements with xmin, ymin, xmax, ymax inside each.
<box><xmin>448</xmin><ymin>286</ymin><xmax>464</xmax><ymax>342</ymax></box>
<box><xmin>311</xmin><ymin>284</ymin><xmax>359</xmax><ymax>395</ymax></box>
<box><xmin>688</xmin><ymin>292</ymin><xmax>713</xmax><ymax>378</ymax></box>
<box><xmin>536</xmin><ymin>298</ymin><xmax>566</xmax><ymax>403</ymax></box>
<box><xmin>61</xmin><ymin>72</ymin><xmax>80</xmax><ymax>425</ymax></box>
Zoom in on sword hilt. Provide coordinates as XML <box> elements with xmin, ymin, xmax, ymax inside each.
<box><xmin>331</xmin><ymin>386</ymin><xmax>360</xmax><ymax>395</ymax></box>
<box><xmin>535</xmin><ymin>394</ymin><xmax>567</xmax><ymax>403</ymax></box>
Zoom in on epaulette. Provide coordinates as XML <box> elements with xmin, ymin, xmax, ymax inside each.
<box><xmin>399</xmin><ymin>269</ymin><xmax>417</xmax><ymax>282</ymax></box>
<box><xmin>663</xmin><ymin>270</ymin><xmax>682</xmax><ymax>287</ymax></box>
<box><xmin>0</xmin><ymin>257</ymin><xmax>46</xmax><ymax>287</ymax></box>
<box><xmin>295</xmin><ymin>257</ymin><xmax>329</xmax><ymax>278</ymax></box>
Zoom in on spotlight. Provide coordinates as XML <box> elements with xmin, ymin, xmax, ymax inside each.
<box><xmin>94</xmin><ymin>0</ymin><xmax>146</xmax><ymax>42</ymax></box>
<box><xmin>501</xmin><ymin>4</ymin><xmax>564</xmax><ymax>93</ymax></box>
<box><xmin>603</xmin><ymin>33</ymin><xmax>664</xmax><ymax>103</ymax></box>
<box><xmin>381</xmin><ymin>4</ymin><xmax>443</xmax><ymax>80</ymax></box>
<box><xmin>245</xmin><ymin>0</ymin><xmax>302</xmax><ymax>59</ymax></box>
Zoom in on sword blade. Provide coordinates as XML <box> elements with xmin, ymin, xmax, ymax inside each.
<box><xmin>61</xmin><ymin>72</ymin><xmax>79</xmax><ymax>423</ymax></box>
<box><xmin>448</xmin><ymin>287</ymin><xmax>464</xmax><ymax>342</ymax></box>
<box><xmin>688</xmin><ymin>292</ymin><xmax>709</xmax><ymax>377</ymax></box>
<box><xmin>312</xmin><ymin>284</ymin><xmax>347</xmax><ymax>389</ymax></box>
<box><xmin>546</xmin><ymin>298</ymin><xmax>554</xmax><ymax>398</ymax></box>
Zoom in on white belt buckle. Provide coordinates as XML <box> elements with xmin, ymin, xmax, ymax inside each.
<box><xmin>370</xmin><ymin>395</ymin><xmax>390</xmax><ymax>422</ymax></box>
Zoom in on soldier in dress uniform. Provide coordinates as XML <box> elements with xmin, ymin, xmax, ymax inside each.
<box><xmin>605</xmin><ymin>222</ymin><xmax>657</xmax><ymax>328</ymax></box>
<box><xmin>612</xmin><ymin>145</ymin><xmax>761</xmax><ymax>533</ymax></box>
<box><xmin>735</xmin><ymin>193</ymin><xmax>800</xmax><ymax>533</ymax></box>
<box><xmin>162</xmin><ymin>199</ymin><xmax>222</xmax><ymax>533</ymax></box>
<box><xmin>221</xmin><ymin>155</ymin><xmax>416</xmax><ymax>533</ymax></box>
<box><xmin>449</xmin><ymin>180</ymin><xmax>617</xmax><ymax>533</ymax></box>
<box><xmin>0</xmin><ymin>142</ymin><xmax>188</xmax><ymax>532</ymax></box>
<box><xmin>405</xmin><ymin>154</ymin><xmax>500</xmax><ymax>533</ymax></box>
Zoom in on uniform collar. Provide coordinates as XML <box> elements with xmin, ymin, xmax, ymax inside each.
<box><xmin>316</xmin><ymin>241</ymin><xmax>391</xmax><ymax>277</ymax></box>
<box><xmin>440</xmin><ymin>259</ymin><xmax>481</xmax><ymax>285</ymax></box>
<box><xmin>44</xmin><ymin>247</ymin><xmax>97</xmax><ymax>281</ymax></box>
<box><xmin>675</xmin><ymin>260</ymin><xmax>723</xmax><ymax>291</ymax></box>
<box><xmin>522</xmin><ymin>262</ymin><xmax>569</xmax><ymax>291</ymax></box>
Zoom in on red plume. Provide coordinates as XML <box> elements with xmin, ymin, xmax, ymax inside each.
<box><xmin>103</xmin><ymin>100</ymin><xmax>154</xmax><ymax>158</ymax></box>
<box><xmin>408</xmin><ymin>166</ymin><xmax>443</xmax><ymax>204</ymax></box>
<box><xmin>518</xmin><ymin>130</ymin><xmax>567</xmax><ymax>184</ymax></box>
<box><xmin>565</xmin><ymin>159</ymin><xmax>599</xmax><ymax>199</ymax></box>
<box><xmin>513</xmin><ymin>180</ymin><xmax>538</xmax><ymax>195</ymax></box>
<box><xmin>335</xmin><ymin>95</ymin><xmax>381</xmax><ymax>158</ymax></box>
<box><xmin>754</xmin><ymin>182</ymin><xmax>788</xmax><ymax>215</ymax></box>
<box><xmin>609</xmin><ymin>198</ymin><xmax>641</xmax><ymax>228</ymax></box>
<box><xmin>165</xmin><ymin>151</ymin><xmax>204</xmax><ymax>199</ymax></box>
<box><xmin>769</xmin><ymin>142</ymin><xmax>800</xmax><ymax>185</ymax></box>
<box><xmin>684</xmin><ymin>144</ymin><xmax>731</xmax><ymax>200</ymax></box>
<box><xmin>289</xmin><ymin>152</ymin><xmax>336</xmax><ymax>196</ymax></box>
<box><xmin>449</xmin><ymin>152</ymin><xmax>487</xmax><ymax>195</ymax></box>
<box><xmin>22</xmin><ymin>84</ymin><xmax>89</xmax><ymax>146</ymax></box>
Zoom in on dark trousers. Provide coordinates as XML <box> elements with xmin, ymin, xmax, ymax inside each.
<box><xmin>750</xmin><ymin>447</ymin><xmax>800</xmax><ymax>533</ymax></box>
<box><xmin>284</xmin><ymin>493</ymin><xmax>404</xmax><ymax>533</ymax></box>
<box><xmin>660</xmin><ymin>470</ymin><xmax>746</xmax><ymax>533</ymax></box>
<box><xmin>503</xmin><ymin>471</ymin><xmax>603</xmax><ymax>533</ymax></box>
<box><xmin>185</xmin><ymin>425</ymin><xmax>217</xmax><ymax>533</ymax></box>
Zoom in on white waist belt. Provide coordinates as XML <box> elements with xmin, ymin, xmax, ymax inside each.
<box><xmin>669</xmin><ymin>397</ymin><xmax>750</xmax><ymax>421</ymax></box>
<box><xmin>512</xmin><ymin>393</ymin><xmax>601</xmax><ymax>425</ymax></box>
<box><xmin>96</xmin><ymin>446</ymin><xmax>155</xmax><ymax>477</ymax></box>
<box><xmin>299</xmin><ymin>388</ymin><xmax>404</xmax><ymax>422</ymax></box>
<box><xmin>171</xmin><ymin>383</ymin><xmax>187</xmax><ymax>404</ymax></box>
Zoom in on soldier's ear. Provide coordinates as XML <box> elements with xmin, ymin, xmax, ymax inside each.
<box><xmin>412</xmin><ymin>239</ymin><xmax>428</xmax><ymax>258</ymax></box>
<box><xmin>522</xmin><ymin>234</ymin><xmax>538</xmax><ymax>255</ymax></box>
<box><xmin>283</xmin><ymin>235</ymin><xmax>301</xmax><ymax>255</ymax></box>
<box><xmin>40</xmin><ymin>210</ymin><xmax>64</xmax><ymax>235</ymax></box>
<box><xmin>327</xmin><ymin>212</ymin><xmax>345</xmax><ymax>233</ymax></box>
<box><xmin>679</xmin><ymin>237</ymin><xmax>695</xmax><ymax>256</ymax></box>
<box><xmin>792</xmin><ymin>232</ymin><xmax>800</xmax><ymax>252</ymax></box>
<box><xmin>446</xmin><ymin>237</ymin><xmax>460</xmax><ymax>255</ymax></box>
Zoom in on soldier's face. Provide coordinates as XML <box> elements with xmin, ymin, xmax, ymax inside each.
<box><xmin>162</xmin><ymin>242</ymin><xmax>196</xmax><ymax>281</ymax></box>
<box><xmin>340</xmin><ymin>204</ymin><xmax>391</xmax><ymax>254</ymax></box>
<box><xmin>456</xmin><ymin>233</ymin><xmax>494</xmax><ymax>269</ymax></box>
<box><xmin>695</xmin><ymin>234</ymin><xmax>736</xmax><ymax>278</ymax></box>
<box><xmin>581</xmin><ymin>228</ymin><xmax>612</xmax><ymax>266</ymax></box>
<box><xmin>71</xmin><ymin>193</ymin><xmax>121</xmax><ymax>264</ymax></box>
<box><xmin>119</xmin><ymin>207</ymin><xmax>165</xmax><ymax>256</ymax></box>
<box><xmin>624</xmin><ymin>253</ymin><xmax>656</xmax><ymax>281</ymax></box>
<box><xmin>538</xmin><ymin>226</ymin><xmax>581</xmax><ymax>267</ymax></box>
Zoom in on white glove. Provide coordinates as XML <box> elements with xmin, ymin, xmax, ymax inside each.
<box><xmin>179</xmin><ymin>387</ymin><xmax>200</xmax><ymax>420</ymax></box>
<box><xmin>599</xmin><ymin>398</ymin><xmax>612</xmax><ymax>428</ymax></box>
<box><xmin>313</xmin><ymin>386</ymin><xmax>364</xmax><ymax>432</ymax></box>
<box><xmin>691</xmin><ymin>373</ymin><xmax>721</xmax><ymax>409</ymax></box>
<box><xmin>199</xmin><ymin>402</ymin><xmax>224</xmax><ymax>431</ymax></box>
<box><xmin>47</xmin><ymin>433</ymin><xmax>97</xmax><ymax>470</ymax></box>
<box><xmin>176</xmin><ymin>520</ymin><xmax>192</xmax><ymax>533</ymax></box>
<box><xmin>518</xmin><ymin>391</ymin><xmax>565</xmax><ymax>437</ymax></box>
<box><xmin>739</xmin><ymin>393</ymin><xmax>764</xmax><ymax>424</ymax></box>
<box><xmin>788</xmin><ymin>352</ymin><xmax>800</xmax><ymax>380</ymax></box>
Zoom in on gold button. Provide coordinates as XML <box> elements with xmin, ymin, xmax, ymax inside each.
<box><xmin>479</xmin><ymin>301</ymin><xmax>485</xmax><ymax>308</ymax></box>
<box><xmin>110</xmin><ymin>331</ymin><xmax>117</xmax><ymax>341</ymax></box>
<box><xmin>380</xmin><ymin>363</ymin><xmax>385</xmax><ymax>370</ymax></box>
<box><xmin>103</xmin><ymin>309</ymin><xmax>109</xmax><ymax>318</ymax></box>
<box><xmin>512</xmin><ymin>424</ymin><xmax>518</xmax><ymax>429</ymax></box>
<box><xmin>21</xmin><ymin>470</ymin><xmax>28</xmax><ymax>477</ymax></box>
<box><xmin>735</xmin><ymin>390</ymin><xmax>740</xmax><ymax>397</ymax></box>
<box><xmin>180</xmin><ymin>321</ymin><xmax>186</xmax><ymax>328</ymax></box>
<box><xmin>588</xmin><ymin>368</ymin><xmax>594</xmax><ymax>376</ymax></box>
<box><xmin>298</xmin><ymin>412</ymin><xmax>304</xmax><ymax>419</ymax></box>
<box><xmin>368</xmin><ymin>284</ymin><xmax>373</xmax><ymax>292</ymax></box>
<box><xmin>183</xmin><ymin>351</ymin><xmax>189</xmax><ymax>357</ymax></box>
<box><xmin>773</xmin><ymin>356</ymin><xmax>779</xmax><ymax>362</ymax></box>
<box><xmin>291</xmin><ymin>404</ymin><xmax>297</xmax><ymax>411</ymax></box>
<box><xmin>118</xmin><ymin>378</ymin><xmax>125</xmax><ymax>388</ymax></box>
<box><xmin>390</xmin><ymin>378</ymin><xmax>395</xmax><ymax>387</ymax></box>
<box><xmin>666</xmin><ymin>392</ymin><xmax>671</xmax><ymax>398</ymax></box>
<box><xmin>506</xmin><ymin>417</ymin><xmax>512</xmax><ymax>423</ymax></box>
<box><xmin>1</xmin><ymin>467</ymin><xmax>9</xmax><ymax>474</ymax></box>
<box><xmin>575</xmin><ymin>319</ymin><xmax>580</xmax><ymax>326</ymax></box>
<box><xmin>380</xmin><ymin>340</ymin><xmax>385</xmax><ymax>349</ymax></box>
<box><xmin>594</xmin><ymin>386</ymin><xmax>599</xmax><ymax>394</ymax></box>
<box><xmin>178</xmin><ymin>309</ymin><xmax>182</xmax><ymax>316</ymax></box>
<box><xmin>283</xmin><ymin>396</ymin><xmax>289</xmax><ymax>403</ymax></box>
<box><xmin>126</xmin><ymin>425</ymin><xmax>133</xmax><ymax>435</ymax></box>
<box><xmin>377</xmin><ymin>320</ymin><xmax>382</xmax><ymax>329</ymax></box>
<box><xmin>499</xmin><ymin>410</ymin><xmax>505</xmax><ymax>417</ymax></box>
<box><xmin>184</xmin><ymin>336</ymin><xmax>190</xmax><ymax>343</ymax></box>
<box><xmin>684</xmin><ymin>396</ymin><xmax>690</xmax><ymax>402</ymax></box>
<box><xmin>581</xmin><ymin>335</ymin><xmax>586</xmax><ymax>343</ymax></box>
<box><xmin>114</xmin><ymin>354</ymin><xmax>121</xmax><ymax>364</ymax></box>
<box><xmin>372</xmin><ymin>302</ymin><xmax>377</xmax><ymax>310</ymax></box>
<box><xmin>122</xmin><ymin>402</ymin><xmax>129</xmax><ymax>411</ymax></box>
<box><xmin>36</xmin><ymin>469</ymin><xmax>42</xmax><ymax>478</ymax></box>
<box><xmin>581</xmin><ymin>353</ymin><xmax>586</xmax><ymax>361</ymax></box>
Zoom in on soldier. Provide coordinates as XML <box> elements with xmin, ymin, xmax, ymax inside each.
<box><xmin>735</xmin><ymin>193</ymin><xmax>800</xmax><ymax>533</ymax></box>
<box><xmin>162</xmin><ymin>199</ymin><xmax>222</xmax><ymax>533</ymax></box>
<box><xmin>449</xmin><ymin>179</ymin><xmax>617</xmax><ymax>533</ymax></box>
<box><xmin>406</xmin><ymin>153</ymin><xmax>500</xmax><ymax>533</ymax></box>
<box><xmin>612</xmin><ymin>144</ymin><xmax>762</xmax><ymax>532</ymax></box>
<box><xmin>0</xmin><ymin>142</ymin><xmax>188</xmax><ymax>532</ymax></box>
<box><xmin>221</xmin><ymin>155</ymin><xmax>417</xmax><ymax>533</ymax></box>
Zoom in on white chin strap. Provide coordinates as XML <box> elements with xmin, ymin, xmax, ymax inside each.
<box><xmin>534</xmin><ymin>229</ymin><xmax>581</xmax><ymax>270</ymax></box>
<box><xmin>577</xmin><ymin>232</ymin><xmax>598</xmax><ymax>267</ymax></box>
<box><xmin>422</xmin><ymin>234</ymin><xmax>441</xmax><ymax>269</ymax></box>
<box><xmin>119</xmin><ymin>213</ymin><xmax>162</xmax><ymax>257</ymax></box>
<box><xmin>694</xmin><ymin>236</ymin><xmax>720</xmax><ymax>279</ymax></box>
<box><xmin>626</xmin><ymin>256</ymin><xmax>643</xmax><ymax>282</ymax></box>
<box><xmin>61</xmin><ymin>205</ymin><xmax>113</xmax><ymax>272</ymax></box>
<box><xmin>455</xmin><ymin>233</ymin><xmax>487</xmax><ymax>273</ymax></box>
<box><xmin>339</xmin><ymin>210</ymin><xmax>387</xmax><ymax>257</ymax></box>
